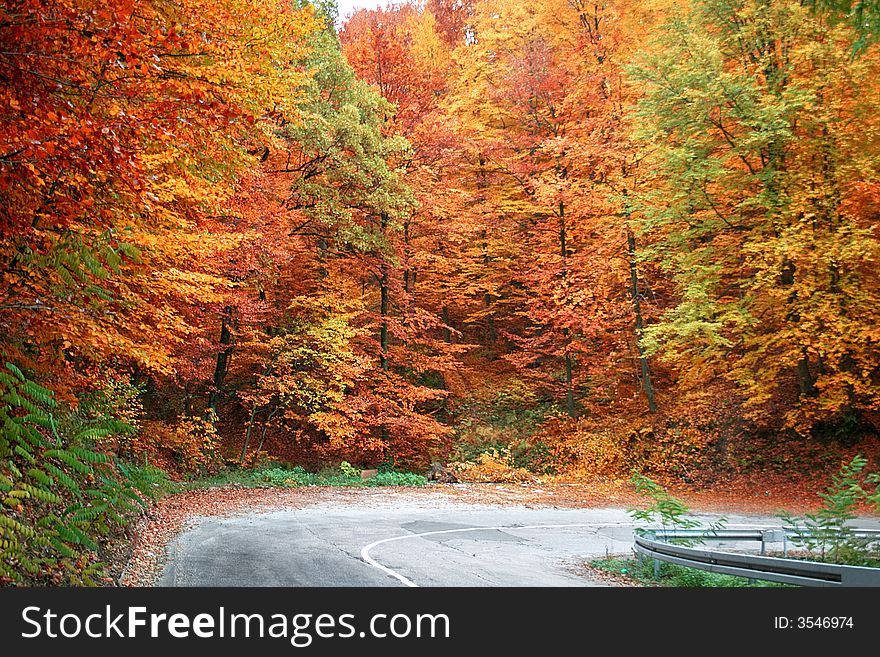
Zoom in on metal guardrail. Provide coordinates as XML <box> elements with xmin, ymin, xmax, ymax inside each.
<box><xmin>632</xmin><ymin>528</ymin><xmax>880</xmax><ymax>587</ymax></box>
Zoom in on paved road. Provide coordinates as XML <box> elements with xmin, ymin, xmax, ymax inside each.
<box><xmin>157</xmin><ymin>499</ymin><xmax>873</xmax><ymax>587</ymax></box>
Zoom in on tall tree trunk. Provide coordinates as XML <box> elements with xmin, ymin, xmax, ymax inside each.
<box><xmin>379</xmin><ymin>213</ymin><xmax>391</xmax><ymax>454</ymax></box>
<box><xmin>442</xmin><ymin>306</ymin><xmax>452</xmax><ymax>343</ymax></box>
<box><xmin>477</xmin><ymin>155</ymin><xmax>496</xmax><ymax>345</ymax></box>
<box><xmin>141</xmin><ymin>374</ymin><xmax>156</xmax><ymax>417</ymax></box>
<box><xmin>240</xmin><ymin>407</ymin><xmax>259</xmax><ymax>465</ymax></box>
<box><xmin>762</xmin><ymin>51</ymin><xmax>814</xmax><ymax>400</ymax></box>
<box><xmin>484</xmin><ymin>292</ymin><xmax>496</xmax><ymax>344</ymax></box>
<box><xmin>317</xmin><ymin>237</ymin><xmax>329</xmax><ymax>280</ymax></box>
<box><xmin>183</xmin><ymin>383</ymin><xmax>192</xmax><ymax>417</ymax></box>
<box><xmin>482</xmin><ymin>226</ymin><xmax>495</xmax><ymax>345</ymax></box>
<box><xmin>627</xmin><ymin>229</ymin><xmax>657</xmax><ymax>413</ymax></box>
<box><xmin>403</xmin><ymin>216</ymin><xmax>412</xmax><ymax>295</ymax></box>
<box><xmin>209</xmin><ymin>305</ymin><xmax>234</xmax><ymax>418</ymax></box>
<box><xmin>560</xmin><ymin>200</ymin><xmax>576</xmax><ymax>418</ymax></box>
<box><xmin>796</xmin><ymin>351</ymin><xmax>816</xmax><ymax>396</ymax></box>
<box><xmin>780</xmin><ymin>259</ymin><xmax>816</xmax><ymax>397</ymax></box>
<box><xmin>565</xmin><ymin>352</ymin><xmax>575</xmax><ymax>418</ymax></box>
<box><xmin>380</xmin><ymin>271</ymin><xmax>389</xmax><ymax>371</ymax></box>
<box><xmin>255</xmin><ymin>406</ymin><xmax>280</xmax><ymax>455</ymax></box>
<box><xmin>380</xmin><ymin>213</ymin><xmax>390</xmax><ymax>372</ymax></box>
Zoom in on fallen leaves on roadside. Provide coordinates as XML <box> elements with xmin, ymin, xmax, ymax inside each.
<box><xmin>119</xmin><ymin>472</ymin><xmax>863</xmax><ymax>587</ymax></box>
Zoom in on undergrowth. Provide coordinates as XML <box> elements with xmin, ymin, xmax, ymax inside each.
<box><xmin>182</xmin><ymin>461</ymin><xmax>428</xmax><ymax>490</ymax></box>
<box><xmin>0</xmin><ymin>362</ymin><xmax>171</xmax><ymax>585</ymax></box>
<box><xmin>589</xmin><ymin>557</ymin><xmax>790</xmax><ymax>587</ymax></box>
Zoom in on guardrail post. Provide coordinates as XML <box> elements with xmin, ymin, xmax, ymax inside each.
<box><xmin>654</xmin><ymin>558</ymin><xmax>660</xmax><ymax>580</ymax></box>
<box><xmin>753</xmin><ymin>531</ymin><xmax>765</xmax><ymax>582</ymax></box>
<box><xmin>760</xmin><ymin>529</ymin><xmax>785</xmax><ymax>555</ymax></box>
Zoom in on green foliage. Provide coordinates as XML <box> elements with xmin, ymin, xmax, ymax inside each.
<box><xmin>628</xmin><ymin>471</ymin><xmax>702</xmax><ymax>533</ymax></box>
<box><xmin>590</xmin><ymin>557</ymin><xmax>789</xmax><ymax>588</ymax></box>
<box><xmin>296</xmin><ymin>0</ymin><xmax>338</xmax><ymax>29</ymax></box>
<box><xmin>807</xmin><ymin>0</ymin><xmax>880</xmax><ymax>52</ymax></box>
<box><xmin>628</xmin><ymin>0</ymin><xmax>880</xmax><ymax>434</ymax></box>
<box><xmin>781</xmin><ymin>454</ymin><xmax>880</xmax><ymax>565</ymax></box>
<box><xmin>868</xmin><ymin>472</ymin><xmax>880</xmax><ymax>512</ymax></box>
<box><xmin>628</xmin><ymin>471</ymin><xmax>727</xmax><ymax>546</ymax></box>
<box><xmin>509</xmin><ymin>438</ymin><xmax>556</xmax><ymax>475</ymax></box>
<box><xmin>192</xmin><ymin>463</ymin><xmax>428</xmax><ymax>489</ymax></box>
<box><xmin>451</xmin><ymin>381</ymin><xmax>560</xmax><ymax>467</ymax></box>
<box><xmin>628</xmin><ymin>1</ymin><xmax>810</xmax><ymax>367</ymax></box>
<box><xmin>70</xmin><ymin>372</ymin><xmax>143</xmax><ymax>442</ymax></box>
<box><xmin>247</xmin><ymin>301</ymin><xmax>362</xmax><ymax>422</ymax></box>
<box><xmin>371</xmin><ymin>470</ymin><xmax>428</xmax><ymax>486</ymax></box>
<box><xmin>285</xmin><ymin>28</ymin><xmax>414</xmax><ymax>247</ymax></box>
<box><xmin>119</xmin><ymin>461</ymin><xmax>174</xmax><ymax>499</ymax></box>
<box><xmin>338</xmin><ymin>460</ymin><xmax>359</xmax><ymax>477</ymax></box>
<box><xmin>0</xmin><ymin>362</ymin><xmax>162</xmax><ymax>585</ymax></box>
<box><xmin>30</xmin><ymin>231</ymin><xmax>138</xmax><ymax>304</ymax></box>
<box><xmin>261</xmin><ymin>466</ymin><xmax>313</xmax><ymax>486</ymax></box>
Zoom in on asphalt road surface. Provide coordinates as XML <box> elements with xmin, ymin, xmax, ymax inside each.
<box><xmin>157</xmin><ymin>499</ymin><xmax>878</xmax><ymax>587</ymax></box>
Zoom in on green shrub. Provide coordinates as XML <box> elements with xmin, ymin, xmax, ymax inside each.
<box><xmin>252</xmin><ymin>464</ymin><xmax>426</xmax><ymax>488</ymax></box>
<box><xmin>628</xmin><ymin>471</ymin><xmax>726</xmax><ymax>550</ymax></box>
<box><xmin>628</xmin><ymin>471</ymin><xmax>702</xmax><ymax>533</ymax></box>
<box><xmin>369</xmin><ymin>471</ymin><xmax>427</xmax><ymax>487</ymax></box>
<box><xmin>0</xmin><ymin>362</ymin><xmax>165</xmax><ymax>585</ymax></box>
<box><xmin>510</xmin><ymin>438</ymin><xmax>556</xmax><ymax>474</ymax></box>
<box><xmin>260</xmin><ymin>466</ymin><xmax>312</xmax><ymax>486</ymax></box>
<box><xmin>781</xmin><ymin>454</ymin><xmax>880</xmax><ymax>565</ymax></box>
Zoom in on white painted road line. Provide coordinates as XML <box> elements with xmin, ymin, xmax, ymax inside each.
<box><xmin>361</xmin><ymin>522</ymin><xmax>638</xmax><ymax>587</ymax></box>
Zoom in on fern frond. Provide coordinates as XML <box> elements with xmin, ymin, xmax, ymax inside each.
<box><xmin>3</xmin><ymin>363</ymin><xmax>25</xmax><ymax>382</ymax></box>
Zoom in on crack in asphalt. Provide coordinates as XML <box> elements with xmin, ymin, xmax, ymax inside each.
<box><xmin>292</xmin><ymin>516</ymin><xmax>387</xmax><ymax>576</ymax></box>
<box><xmin>360</xmin><ymin>523</ymin><xmax>638</xmax><ymax>587</ymax></box>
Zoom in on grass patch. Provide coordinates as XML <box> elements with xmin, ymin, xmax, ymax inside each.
<box><xmin>181</xmin><ymin>464</ymin><xmax>428</xmax><ymax>490</ymax></box>
<box><xmin>590</xmin><ymin>557</ymin><xmax>791</xmax><ymax>587</ymax></box>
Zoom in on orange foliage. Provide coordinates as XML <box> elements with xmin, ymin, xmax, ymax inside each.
<box><xmin>134</xmin><ymin>416</ymin><xmax>221</xmax><ymax>475</ymax></box>
<box><xmin>449</xmin><ymin>449</ymin><xmax>538</xmax><ymax>484</ymax></box>
<box><xmin>4</xmin><ymin>0</ymin><xmax>878</xmax><ymax>485</ymax></box>
<box><xmin>0</xmin><ymin>0</ymin><xmax>316</xmax><ymax>390</ymax></box>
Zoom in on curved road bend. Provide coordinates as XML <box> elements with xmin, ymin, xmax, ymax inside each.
<box><xmin>157</xmin><ymin>500</ymin><xmax>878</xmax><ymax>586</ymax></box>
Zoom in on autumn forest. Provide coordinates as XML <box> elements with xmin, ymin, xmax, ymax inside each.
<box><xmin>2</xmin><ymin>0</ymin><xmax>880</xmax><ymax>584</ymax></box>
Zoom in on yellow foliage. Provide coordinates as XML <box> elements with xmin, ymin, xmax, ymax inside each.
<box><xmin>536</xmin><ymin>399</ymin><xmax>718</xmax><ymax>482</ymax></box>
<box><xmin>448</xmin><ymin>449</ymin><xmax>537</xmax><ymax>483</ymax></box>
<box><xmin>133</xmin><ymin>416</ymin><xmax>220</xmax><ymax>474</ymax></box>
<box><xmin>551</xmin><ymin>428</ymin><xmax>635</xmax><ymax>479</ymax></box>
